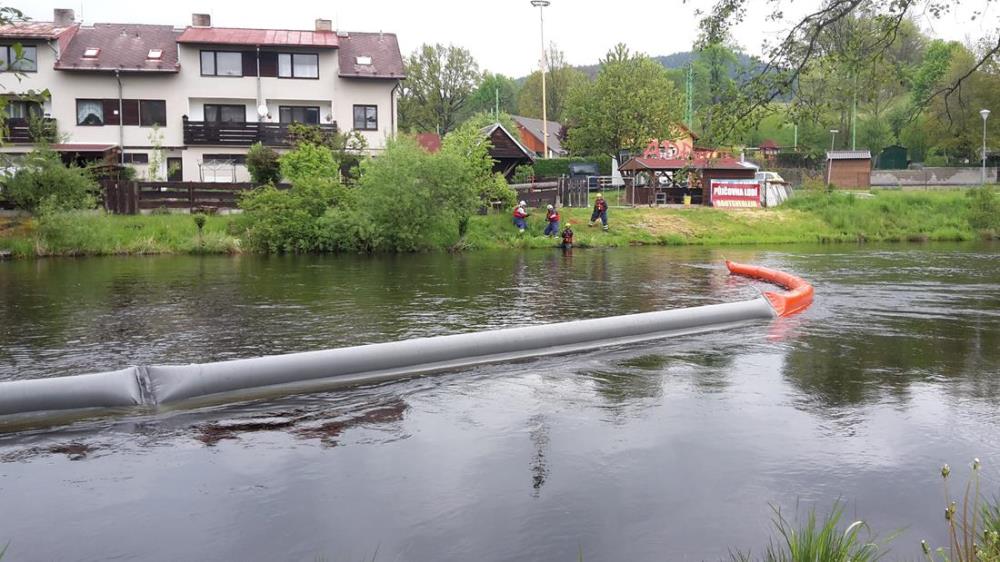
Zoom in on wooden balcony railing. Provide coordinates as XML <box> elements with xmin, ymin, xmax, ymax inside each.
<box><xmin>182</xmin><ymin>119</ymin><xmax>338</xmax><ymax>147</ymax></box>
<box><xmin>3</xmin><ymin>118</ymin><xmax>57</xmax><ymax>144</ymax></box>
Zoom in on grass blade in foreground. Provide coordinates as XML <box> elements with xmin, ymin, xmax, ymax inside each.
<box><xmin>731</xmin><ymin>501</ymin><xmax>889</xmax><ymax>562</ymax></box>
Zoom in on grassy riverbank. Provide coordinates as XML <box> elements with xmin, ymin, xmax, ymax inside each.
<box><xmin>0</xmin><ymin>190</ymin><xmax>995</xmax><ymax>258</ymax></box>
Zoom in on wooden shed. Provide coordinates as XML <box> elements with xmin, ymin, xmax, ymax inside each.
<box><xmin>480</xmin><ymin>123</ymin><xmax>535</xmax><ymax>180</ymax></box>
<box><xmin>826</xmin><ymin>150</ymin><xmax>872</xmax><ymax>188</ymax></box>
<box><xmin>618</xmin><ymin>157</ymin><xmax>757</xmax><ymax>206</ymax></box>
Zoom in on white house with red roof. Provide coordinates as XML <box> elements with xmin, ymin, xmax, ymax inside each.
<box><xmin>0</xmin><ymin>9</ymin><xmax>403</xmax><ymax>181</ymax></box>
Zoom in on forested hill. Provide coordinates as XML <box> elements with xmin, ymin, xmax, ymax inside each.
<box><xmin>568</xmin><ymin>50</ymin><xmax>759</xmax><ymax>79</ymax></box>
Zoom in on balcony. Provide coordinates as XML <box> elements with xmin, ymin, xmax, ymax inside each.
<box><xmin>182</xmin><ymin>118</ymin><xmax>338</xmax><ymax>147</ymax></box>
<box><xmin>3</xmin><ymin>118</ymin><xmax>57</xmax><ymax>144</ymax></box>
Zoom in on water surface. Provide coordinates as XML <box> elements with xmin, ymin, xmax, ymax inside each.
<box><xmin>0</xmin><ymin>243</ymin><xmax>997</xmax><ymax>561</ymax></box>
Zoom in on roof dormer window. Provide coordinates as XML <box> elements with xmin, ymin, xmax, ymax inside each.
<box><xmin>355</xmin><ymin>55</ymin><xmax>372</xmax><ymax>65</ymax></box>
<box><xmin>147</xmin><ymin>49</ymin><xmax>163</xmax><ymax>60</ymax></box>
<box><xmin>82</xmin><ymin>47</ymin><xmax>100</xmax><ymax>58</ymax></box>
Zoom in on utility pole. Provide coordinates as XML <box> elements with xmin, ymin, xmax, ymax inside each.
<box><xmin>531</xmin><ymin>0</ymin><xmax>551</xmax><ymax>158</ymax></box>
<box><xmin>685</xmin><ymin>64</ymin><xmax>694</xmax><ymax>128</ymax></box>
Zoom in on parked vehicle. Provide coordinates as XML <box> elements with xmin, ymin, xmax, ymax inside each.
<box><xmin>755</xmin><ymin>171</ymin><xmax>787</xmax><ymax>185</ymax></box>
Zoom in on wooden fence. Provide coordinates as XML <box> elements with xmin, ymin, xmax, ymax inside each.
<box><xmin>101</xmin><ymin>180</ymin><xmax>286</xmax><ymax>214</ymax></box>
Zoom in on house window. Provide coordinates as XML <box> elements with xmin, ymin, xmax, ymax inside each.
<box><xmin>278</xmin><ymin>106</ymin><xmax>320</xmax><ymax>124</ymax></box>
<box><xmin>200</xmin><ymin>51</ymin><xmax>242</xmax><ymax>76</ymax></box>
<box><xmin>203</xmin><ymin>104</ymin><xmax>246</xmax><ymax>123</ymax></box>
<box><xmin>277</xmin><ymin>53</ymin><xmax>319</xmax><ymax>78</ymax></box>
<box><xmin>1</xmin><ymin>45</ymin><xmax>37</xmax><ymax>72</ymax></box>
<box><xmin>139</xmin><ymin>100</ymin><xmax>167</xmax><ymax>127</ymax></box>
<box><xmin>82</xmin><ymin>47</ymin><xmax>100</xmax><ymax>58</ymax></box>
<box><xmin>4</xmin><ymin>100</ymin><xmax>42</xmax><ymax>120</ymax></box>
<box><xmin>353</xmin><ymin>105</ymin><xmax>377</xmax><ymax>131</ymax></box>
<box><xmin>76</xmin><ymin>99</ymin><xmax>104</xmax><ymax>126</ymax></box>
<box><xmin>122</xmin><ymin>153</ymin><xmax>149</xmax><ymax>164</ymax></box>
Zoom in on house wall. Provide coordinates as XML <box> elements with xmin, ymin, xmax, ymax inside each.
<box><xmin>516</xmin><ymin>124</ymin><xmax>544</xmax><ymax>156</ymax></box>
<box><xmin>827</xmin><ymin>159</ymin><xmax>872</xmax><ymax>188</ymax></box>
<box><xmin>1</xmin><ymin>37</ymin><xmax>399</xmax><ymax>181</ymax></box>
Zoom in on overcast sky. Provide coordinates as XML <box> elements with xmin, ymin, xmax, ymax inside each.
<box><xmin>21</xmin><ymin>0</ymin><xmax>998</xmax><ymax>77</ymax></box>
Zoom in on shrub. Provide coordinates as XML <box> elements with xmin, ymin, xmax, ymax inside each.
<box><xmin>279</xmin><ymin>143</ymin><xmax>340</xmax><ymax>185</ymax></box>
<box><xmin>1</xmin><ymin>147</ymin><xmax>98</xmax><ymax>212</ymax></box>
<box><xmin>967</xmin><ymin>187</ymin><xmax>999</xmax><ymax>234</ymax></box>
<box><xmin>237</xmin><ymin>178</ymin><xmax>348</xmax><ymax>253</ymax></box>
<box><xmin>246</xmin><ymin>142</ymin><xmax>282</xmax><ymax>185</ymax></box>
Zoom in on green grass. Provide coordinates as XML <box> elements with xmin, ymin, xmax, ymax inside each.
<box><xmin>731</xmin><ymin>501</ymin><xmax>889</xmax><ymax>562</ymax></box>
<box><xmin>0</xmin><ymin>212</ymin><xmax>239</xmax><ymax>258</ymax></box>
<box><xmin>0</xmin><ymin>190</ymin><xmax>992</xmax><ymax>258</ymax></box>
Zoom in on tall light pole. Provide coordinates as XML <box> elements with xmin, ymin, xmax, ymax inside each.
<box><xmin>980</xmin><ymin>108</ymin><xmax>990</xmax><ymax>185</ymax></box>
<box><xmin>827</xmin><ymin>130</ymin><xmax>839</xmax><ymax>186</ymax></box>
<box><xmin>531</xmin><ymin>0</ymin><xmax>550</xmax><ymax>158</ymax></box>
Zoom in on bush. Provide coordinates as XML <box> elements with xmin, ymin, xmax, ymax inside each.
<box><xmin>237</xmin><ymin>178</ymin><xmax>349</xmax><ymax>253</ymax></box>
<box><xmin>246</xmin><ymin>142</ymin><xmax>281</xmax><ymax>185</ymax></box>
<box><xmin>1</xmin><ymin>147</ymin><xmax>98</xmax><ymax>212</ymax></box>
<box><xmin>279</xmin><ymin>143</ymin><xmax>340</xmax><ymax>185</ymax></box>
<box><xmin>967</xmin><ymin>186</ymin><xmax>999</xmax><ymax>233</ymax></box>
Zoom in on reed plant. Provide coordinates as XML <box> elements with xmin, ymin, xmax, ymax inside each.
<box><xmin>922</xmin><ymin>460</ymin><xmax>1000</xmax><ymax>562</ymax></box>
<box><xmin>730</xmin><ymin>501</ymin><xmax>889</xmax><ymax>562</ymax></box>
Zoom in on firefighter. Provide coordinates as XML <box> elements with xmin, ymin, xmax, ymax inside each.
<box><xmin>561</xmin><ymin>223</ymin><xmax>574</xmax><ymax>249</ymax></box>
<box><xmin>512</xmin><ymin>201</ymin><xmax>529</xmax><ymax>233</ymax></box>
<box><xmin>544</xmin><ymin>204</ymin><xmax>560</xmax><ymax>237</ymax></box>
<box><xmin>590</xmin><ymin>193</ymin><xmax>609</xmax><ymax>231</ymax></box>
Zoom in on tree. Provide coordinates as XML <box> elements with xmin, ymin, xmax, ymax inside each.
<box><xmin>398</xmin><ymin>44</ymin><xmax>480</xmax><ymax>134</ymax></box>
<box><xmin>279</xmin><ymin>143</ymin><xmax>340</xmax><ymax>185</ymax></box>
<box><xmin>462</xmin><ymin>72</ymin><xmax>519</xmax><ymax>122</ymax></box>
<box><xmin>563</xmin><ymin>44</ymin><xmax>683</xmax><ymax>157</ymax></box>
<box><xmin>694</xmin><ymin>0</ymin><xmax>1000</xmax><ymax>139</ymax></box>
<box><xmin>517</xmin><ymin>44</ymin><xmax>588</xmax><ymax>123</ymax></box>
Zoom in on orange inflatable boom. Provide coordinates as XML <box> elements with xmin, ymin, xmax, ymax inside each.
<box><xmin>726</xmin><ymin>260</ymin><xmax>814</xmax><ymax>317</ymax></box>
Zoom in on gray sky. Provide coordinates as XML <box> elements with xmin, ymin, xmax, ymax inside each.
<box><xmin>20</xmin><ymin>0</ymin><xmax>998</xmax><ymax>77</ymax></box>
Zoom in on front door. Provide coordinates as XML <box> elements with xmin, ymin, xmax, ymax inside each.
<box><xmin>167</xmin><ymin>157</ymin><xmax>183</xmax><ymax>181</ymax></box>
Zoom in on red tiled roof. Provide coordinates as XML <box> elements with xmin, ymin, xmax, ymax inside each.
<box><xmin>415</xmin><ymin>133</ymin><xmax>441</xmax><ymax>153</ymax></box>
<box><xmin>759</xmin><ymin>139</ymin><xmax>779</xmax><ymax>149</ymax></box>
<box><xmin>0</xmin><ymin>21</ymin><xmax>76</xmax><ymax>40</ymax></box>
<box><xmin>338</xmin><ymin>32</ymin><xmax>404</xmax><ymax>79</ymax></box>
<box><xmin>177</xmin><ymin>27</ymin><xmax>339</xmax><ymax>47</ymax></box>
<box><xmin>619</xmin><ymin>157</ymin><xmax>752</xmax><ymax>171</ymax></box>
<box><xmin>55</xmin><ymin>24</ymin><xmax>180</xmax><ymax>73</ymax></box>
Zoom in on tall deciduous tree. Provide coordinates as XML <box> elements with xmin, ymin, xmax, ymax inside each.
<box><xmin>462</xmin><ymin>72</ymin><xmax>519</xmax><ymax>122</ymax></box>
<box><xmin>516</xmin><ymin>44</ymin><xmax>587</xmax><ymax>122</ymax></box>
<box><xmin>398</xmin><ymin>44</ymin><xmax>480</xmax><ymax>135</ymax></box>
<box><xmin>563</xmin><ymin>44</ymin><xmax>683</xmax><ymax>157</ymax></box>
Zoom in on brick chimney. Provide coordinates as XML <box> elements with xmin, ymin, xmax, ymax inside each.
<box><xmin>192</xmin><ymin>13</ymin><xmax>212</xmax><ymax>27</ymax></box>
<box><xmin>53</xmin><ymin>8</ymin><xmax>75</xmax><ymax>27</ymax></box>
<box><xmin>315</xmin><ymin>19</ymin><xmax>332</xmax><ymax>32</ymax></box>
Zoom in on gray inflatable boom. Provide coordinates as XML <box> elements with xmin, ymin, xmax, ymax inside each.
<box><xmin>1</xmin><ymin>288</ymin><xmax>789</xmax><ymax>418</ymax></box>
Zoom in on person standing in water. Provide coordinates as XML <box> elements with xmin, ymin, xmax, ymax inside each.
<box><xmin>561</xmin><ymin>223</ymin><xmax>574</xmax><ymax>249</ymax></box>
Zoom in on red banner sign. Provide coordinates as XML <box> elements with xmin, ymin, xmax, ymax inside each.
<box><xmin>710</xmin><ymin>179</ymin><xmax>761</xmax><ymax>208</ymax></box>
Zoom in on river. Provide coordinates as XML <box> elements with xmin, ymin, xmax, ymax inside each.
<box><xmin>0</xmin><ymin>243</ymin><xmax>997</xmax><ymax>561</ymax></box>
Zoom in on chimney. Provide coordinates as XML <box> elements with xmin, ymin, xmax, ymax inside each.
<box><xmin>53</xmin><ymin>8</ymin><xmax>75</xmax><ymax>27</ymax></box>
<box><xmin>315</xmin><ymin>19</ymin><xmax>332</xmax><ymax>32</ymax></box>
<box><xmin>192</xmin><ymin>13</ymin><xmax>212</xmax><ymax>27</ymax></box>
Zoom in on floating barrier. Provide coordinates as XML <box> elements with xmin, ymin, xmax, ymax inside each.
<box><xmin>725</xmin><ymin>260</ymin><xmax>814</xmax><ymax>317</ymax></box>
<box><xmin>0</xmin><ymin>262</ymin><xmax>813</xmax><ymax>418</ymax></box>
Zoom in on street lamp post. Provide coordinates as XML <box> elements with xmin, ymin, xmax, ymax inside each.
<box><xmin>980</xmin><ymin>108</ymin><xmax>990</xmax><ymax>185</ymax></box>
<box><xmin>827</xmin><ymin>130</ymin><xmax>840</xmax><ymax>186</ymax></box>
<box><xmin>531</xmin><ymin>0</ymin><xmax>550</xmax><ymax>158</ymax></box>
